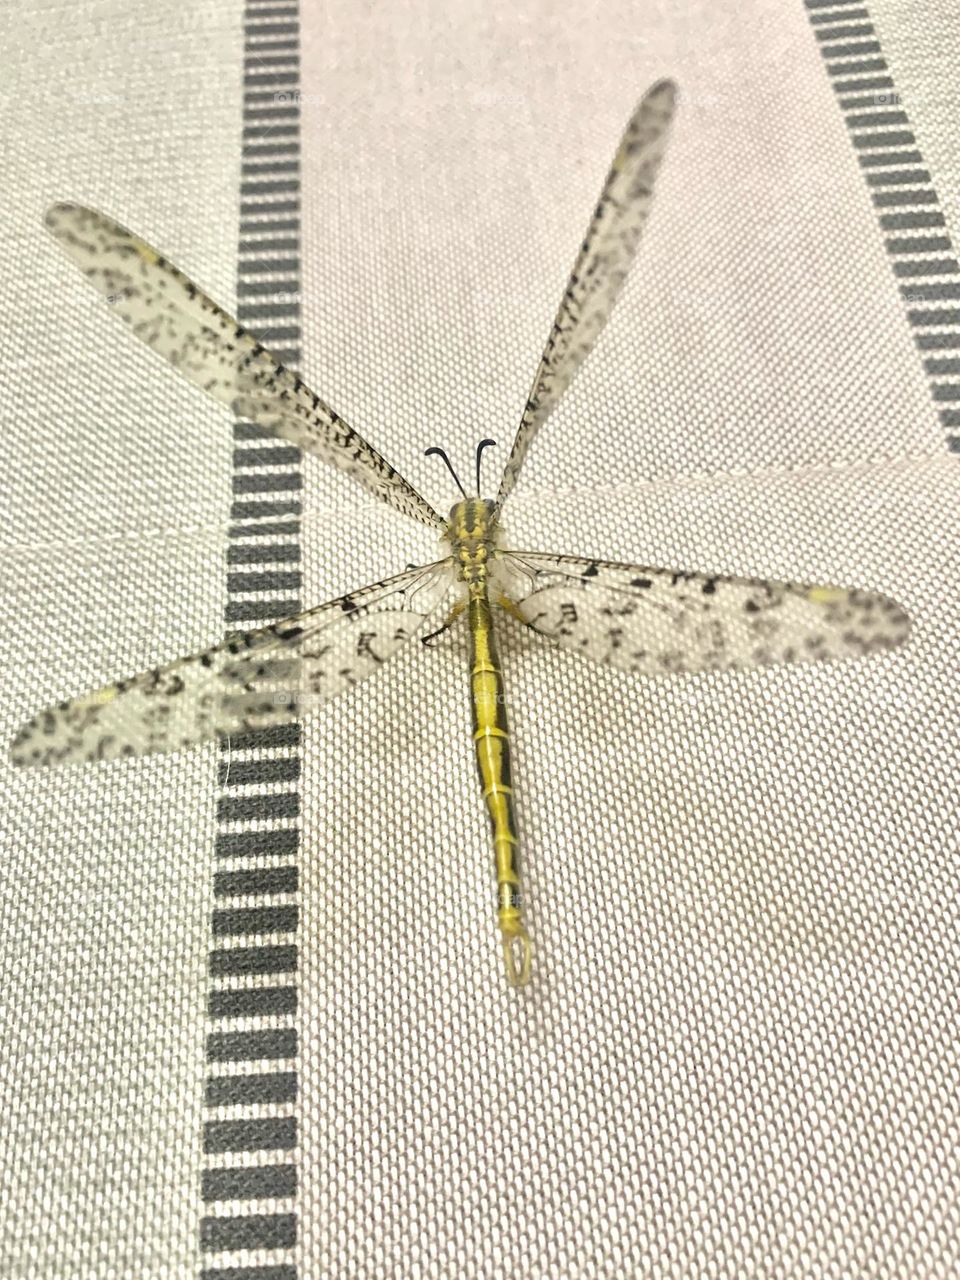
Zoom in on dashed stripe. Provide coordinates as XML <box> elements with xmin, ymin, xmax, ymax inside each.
<box><xmin>206</xmin><ymin>1071</ymin><xmax>297</xmax><ymax>1107</ymax></box>
<box><xmin>201</xmin><ymin>0</ymin><xmax>302</xmax><ymax>1273</ymax></box>
<box><xmin>210</xmin><ymin>945</ymin><xmax>298</xmax><ymax>977</ymax></box>
<box><xmin>805</xmin><ymin>0</ymin><xmax>960</xmax><ymax>451</ymax></box>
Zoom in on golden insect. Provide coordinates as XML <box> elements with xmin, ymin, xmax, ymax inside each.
<box><xmin>11</xmin><ymin>81</ymin><xmax>910</xmax><ymax>985</ymax></box>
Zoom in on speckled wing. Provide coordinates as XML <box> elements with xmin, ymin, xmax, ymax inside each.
<box><xmin>496</xmin><ymin>80</ymin><xmax>676</xmax><ymax>508</ymax></box>
<box><xmin>498</xmin><ymin>552</ymin><xmax>910</xmax><ymax>674</ymax></box>
<box><xmin>11</xmin><ymin>561</ymin><xmax>454</xmax><ymax>767</ymax></box>
<box><xmin>45</xmin><ymin>203</ymin><xmax>444</xmax><ymax>531</ymax></box>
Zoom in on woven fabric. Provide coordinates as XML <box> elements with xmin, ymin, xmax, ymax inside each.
<box><xmin>1</xmin><ymin>1</ymin><xmax>958</xmax><ymax>1277</ymax></box>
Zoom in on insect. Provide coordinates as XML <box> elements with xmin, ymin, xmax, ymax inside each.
<box><xmin>10</xmin><ymin>80</ymin><xmax>911</xmax><ymax>985</ymax></box>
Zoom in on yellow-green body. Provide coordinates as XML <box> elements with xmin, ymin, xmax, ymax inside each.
<box><xmin>445</xmin><ymin>498</ymin><xmax>531</xmax><ymax>986</ymax></box>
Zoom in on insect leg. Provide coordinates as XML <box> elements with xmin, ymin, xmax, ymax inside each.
<box><xmin>422</xmin><ymin>598</ymin><xmax>468</xmax><ymax>646</ymax></box>
<box><xmin>496</xmin><ymin>593</ymin><xmax>535</xmax><ymax>628</ymax></box>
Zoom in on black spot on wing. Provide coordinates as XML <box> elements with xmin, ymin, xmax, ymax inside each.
<box><xmin>275</xmin><ymin>624</ymin><xmax>305</xmax><ymax>642</ymax></box>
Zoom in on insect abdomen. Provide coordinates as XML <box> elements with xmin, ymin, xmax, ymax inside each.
<box><xmin>467</xmin><ymin>589</ymin><xmax>531</xmax><ymax>985</ymax></box>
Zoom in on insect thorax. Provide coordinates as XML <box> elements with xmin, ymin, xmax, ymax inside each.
<box><xmin>445</xmin><ymin>498</ymin><xmax>502</xmax><ymax>591</ymax></box>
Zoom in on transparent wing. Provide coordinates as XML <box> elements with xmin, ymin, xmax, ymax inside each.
<box><xmin>498</xmin><ymin>552</ymin><xmax>910</xmax><ymax>674</ymax></box>
<box><xmin>11</xmin><ymin>561</ymin><xmax>454</xmax><ymax>767</ymax></box>
<box><xmin>496</xmin><ymin>80</ymin><xmax>676</xmax><ymax>508</ymax></box>
<box><xmin>45</xmin><ymin>203</ymin><xmax>444</xmax><ymax>531</ymax></box>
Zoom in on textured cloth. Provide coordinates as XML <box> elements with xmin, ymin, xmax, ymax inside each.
<box><xmin>1</xmin><ymin>1</ymin><xmax>958</xmax><ymax>1277</ymax></box>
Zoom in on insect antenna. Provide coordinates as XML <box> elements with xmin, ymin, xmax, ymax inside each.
<box><xmin>424</xmin><ymin>446</ymin><xmax>467</xmax><ymax>498</ymax></box>
<box><xmin>475</xmin><ymin>438</ymin><xmax>497</xmax><ymax>495</ymax></box>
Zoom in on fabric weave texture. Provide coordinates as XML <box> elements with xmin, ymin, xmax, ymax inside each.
<box><xmin>1</xmin><ymin>0</ymin><xmax>958</xmax><ymax>1276</ymax></box>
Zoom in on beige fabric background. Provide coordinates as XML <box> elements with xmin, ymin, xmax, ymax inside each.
<box><xmin>1</xmin><ymin>0</ymin><xmax>958</xmax><ymax>1277</ymax></box>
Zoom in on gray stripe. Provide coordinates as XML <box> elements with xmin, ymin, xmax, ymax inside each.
<box><xmin>227</xmin><ymin>542</ymin><xmax>300</xmax><ymax>564</ymax></box>
<box><xmin>218</xmin><ymin>792</ymin><xmax>300</xmax><ymax>823</ymax></box>
<box><xmin>914</xmin><ymin>332</ymin><xmax>960</xmax><ymax>349</ymax></box>
<box><xmin>213</xmin><ymin>904</ymin><xmax>299</xmax><ymax>935</ymax></box>
<box><xmin>816</xmin><ymin>24</ymin><xmax>875</xmax><ymax>41</ymax></box>
<box><xmin>858</xmin><ymin>151</ymin><xmax>923</xmax><ymax>167</ymax></box>
<box><xmin>226</xmin><ymin>570</ymin><xmax>302</xmax><ymax>593</ymax></box>
<box><xmin>214</xmin><ymin>863</ymin><xmax>299</xmax><ymax>893</ymax></box>
<box><xmin>234</xmin><ymin>421</ymin><xmax>283</xmax><ymax>440</ymax></box>
<box><xmin>205</xmin><ymin>1071</ymin><xmax>297</xmax><ymax>1106</ymax></box>
<box><xmin>242</xmin><ymin>161</ymin><xmax>301</xmax><ymax>179</ymax></box>
<box><xmin>237</xmin><ymin>275</ymin><xmax>299</xmax><ymax>295</ymax></box>
<box><xmin>879</xmin><ymin>210</ymin><xmax>945</xmax><ymax>230</ymax></box>
<box><xmin>207</xmin><ymin>1028</ymin><xmax>298</xmax><ymax>1062</ymax></box>
<box><xmin>807</xmin><ymin>1</ymin><xmax>958</xmax><ymax>455</ymax></box>
<box><xmin>205</xmin><ymin>1</ymin><xmax>303</xmax><ymax>1260</ymax></box>
<box><xmin>827</xmin><ymin>57</ymin><xmax>887</xmax><ymax>75</ymax></box>
<box><xmin>240</xmin><ymin>51</ymin><xmax>299</xmax><ymax>67</ymax></box>
<box><xmin>234</xmin><ymin>445</ymin><xmax>301</xmax><ymax>467</ymax></box>
<box><xmin>237</xmin><ymin>303</ymin><xmax>300</xmax><ymax>322</ymax></box>
<box><xmin>230</xmin><ymin>520</ymin><xmax>302</xmax><ymax>538</ymax></box>
<box><xmin>845</xmin><ymin>109</ymin><xmax>909</xmax><ymax>127</ymax></box>
<box><xmin>242</xmin><ymin>142</ymin><xmax>299</xmax><ymax>159</ymax></box>
<box><xmin>215</xmin><ymin>826</ymin><xmax>300</xmax><ymax>857</ymax></box>
<box><xmin>202</xmin><ymin>1164</ymin><xmax>297</xmax><ymax>1201</ymax></box>
<box><xmin>242</xmin><ymin>123</ymin><xmax>299</xmax><ymax>141</ymax></box>
<box><xmin>904</xmin><ymin>283</ymin><xmax>960</xmax><ymax>302</ymax></box>
<box><xmin>222</xmin><ymin>728</ymin><xmax>301</xmax><ymax>756</ymax></box>
<box><xmin>209</xmin><ymin>945</ymin><xmax>298</xmax><ymax>975</ymax></box>
<box><xmin>908</xmin><ymin>308</ymin><xmax>960</xmax><ymax>327</ymax></box>
<box><xmin>226</xmin><ymin>599</ymin><xmax>301</xmax><ymax>623</ymax></box>
<box><xmin>840</xmin><ymin>92</ymin><xmax>899</xmax><ymax>110</ymax></box>
<box><xmin>244</xmin><ymin>105</ymin><xmax>299</xmax><ymax>123</ymax></box>
<box><xmin>240</xmin><ymin>178</ymin><xmax>300</xmax><ymax>198</ymax></box>
<box><xmin>231</xmin><ymin>498</ymin><xmax>302</xmax><ymax>519</ymax></box>
<box><xmin>244</xmin><ymin>34</ymin><xmax>299</xmax><ymax>50</ymax></box>
<box><xmin>239</xmin><ymin>255</ymin><xmax>300</xmax><ymax>274</ymax></box>
<box><xmin>833</xmin><ymin>75</ymin><xmax>892</xmax><ymax>91</ymax></box>
<box><xmin>244</xmin><ymin>70</ymin><xmax>300</xmax><ymax>89</ymax></box>
<box><xmin>245</xmin><ymin>90</ymin><xmax>298</xmax><ymax>106</ymax></box>
<box><xmin>865</xmin><ymin>168</ymin><xmax>930</xmax><ymax>186</ymax></box>
<box><xmin>244</xmin><ymin>22</ymin><xmax>299</xmax><ymax>36</ymax></box>
<box><xmin>823</xmin><ymin>40</ymin><xmax>882</xmax><ymax>59</ymax></box>
<box><xmin>208</xmin><ymin>984</ymin><xmax>298</xmax><ymax>1019</ymax></box>
<box><xmin>872</xmin><ymin>190</ymin><xmax>937</xmax><ymax>207</ymax></box>
<box><xmin>204</xmin><ymin>1117</ymin><xmax>297</xmax><ymax>1154</ymax></box>
<box><xmin>852</xmin><ymin>129</ymin><xmax>915</xmax><ymax>148</ymax></box>
<box><xmin>253</xmin><ymin>325</ymin><xmax>301</xmax><ymax>344</ymax></box>
<box><xmin>208</xmin><ymin>947</ymin><xmax>299</xmax><ymax>983</ymax></box>
<box><xmin>247</xmin><ymin>6</ymin><xmax>298</xmax><ymax>17</ymax></box>
<box><xmin>923</xmin><ymin>357</ymin><xmax>960</xmax><ymax>375</ymax></box>
<box><xmin>200</xmin><ymin>1213</ymin><xmax>296</xmax><ymax>1253</ymax></box>
<box><xmin>201</xmin><ymin>1266</ymin><xmax>297</xmax><ymax>1280</ymax></box>
<box><xmin>892</xmin><ymin>259</ymin><xmax>959</xmax><ymax>277</ymax></box>
<box><xmin>241</xmin><ymin>237</ymin><xmax>300</xmax><ymax>254</ymax></box>
<box><xmin>241</xmin><ymin>199</ymin><xmax>301</xmax><ymax>217</ymax></box>
<box><xmin>231</xmin><ymin>471</ymin><xmax>303</xmax><ymax>494</ymax></box>
<box><xmin>809</xmin><ymin>6</ymin><xmax>869</xmax><ymax>20</ymax></box>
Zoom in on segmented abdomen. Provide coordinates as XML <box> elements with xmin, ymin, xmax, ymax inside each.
<box><xmin>467</xmin><ymin>591</ymin><xmax>523</xmax><ymax>941</ymax></box>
